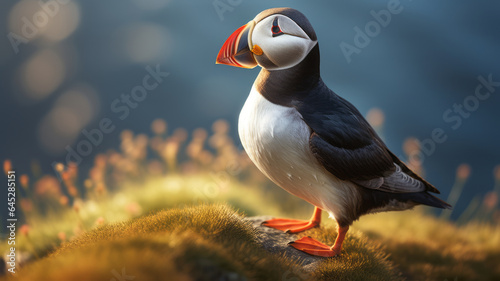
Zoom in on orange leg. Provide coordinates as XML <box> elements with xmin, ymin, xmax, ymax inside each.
<box><xmin>289</xmin><ymin>224</ymin><xmax>349</xmax><ymax>257</ymax></box>
<box><xmin>262</xmin><ymin>207</ymin><xmax>322</xmax><ymax>233</ymax></box>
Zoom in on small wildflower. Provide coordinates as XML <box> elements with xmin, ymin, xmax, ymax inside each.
<box><xmin>120</xmin><ymin>130</ymin><xmax>133</xmax><ymax>141</ymax></box>
<box><xmin>58</xmin><ymin>232</ymin><xmax>67</xmax><ymax>242</ymax></box>
<box><xmin>34</xmin><ymin>175</ymin><xmax>62</xmax><ymax>197</ymax></box>
<box><xmin>55</xmin><ymin>162</ymin><xmax>65</xmax><ymax>173</ymax></box>
<box><xmin>59</xmin><ymin>196</ymin><xmax>69</xmax><ymax>206</ymax></box>
<box><xmin>73</xmin><ymin>200</ymin><xmax>82</xmax><ymax>213</ymax></box>
<box><xmin>95</xmin><ymin>183</ymin><xmax>107</xmax><ymax>195</ymax></box>
<box><xmin>94</xmin><ymin>154</ymin><xmax>107</xmax><ymax>168</ymax></box>
<box><xmin>483</xmin><ymin>191</ymin><xmax>498</xmax><ymax>210</ymax></box>
<box><xmin>20</xmin><ymin>174</ymin><xmax>29</xmax><ymax>189</ymax></box>
<box><xmin>67</xmin><ymin>162</ymin><xmax>78</xmax><ymax>180</ymax></box>
<box><xmin>3</xmin><ymin>159</ymin><xmax>12</xmax><ymax>175</ymax></box>
<box><xmin>108</xmin><ymin>152</ymin><xmax>121</xmax><ymax>166</ymax></box>
<box><xmin>457</xmin><ymin>164</ymin><xmax>471</xmax><ymax>181</ymax></box>
<box><xmin>126</xmin><ymin>202</ymin><xmax>142</xmax><ymax>217</ymax></box>
<box><xmin>61</xmin><ymin>171</ymin><xmax>71</xmax><ymax>182</ymax></box>
<box><xmin>68</xmin><ymin>185</ymin><xmax>79</xmax><ymax>198</ymax></box>
<box><xmin>151</xmin><ymin>119</ymin><xmax>167</xmax><ymax>135</ymax></box>
<box><xmin>193</xmin><ymin>128</ymin><xmax>208</xmax><ymax>140</ymax></box>
<box><xmin>84</xmin><ymin>179</ymin><xmax>93</xmax><ymax>189</ymax></box>
<box><xmin>213</xmin><ymin>119</ymin><xmax>229</xmax><ymax>135</ymax></box>
<box><xmin>172</xmin><ymin>128</ymin><xmax>188</xmax><ymax>144</ymax></box>
<box><xmin>136</xmin><ymin>134</ymin><xmax>149</xmax><ymax>148</ymax></box>
<box><xmin>20</xmin><ymin>199</ymin><xmax>33</xmax><ymax>212</ymax></box>
<box><xmin>95</xmin><ymin>217</ymin><xmax>105</xmax><ymax>226</ymax></box>
<box><xmin>494</xmin><ymin>165</ymin><xmax>500</xmax><ymax>181</ymax></box>
<box><xmin>403</xmin><ymin>138</ymin><xmax>420</xmax><ymax>156</ymax></box>
<box><xmin>366</xmin><ymin>108</ymin><xmax>385</xmax><ymax>128</ymax></box>
<box><xmin>20</xmin><ymin>224</ymin><xmax>30</xmax><ymax>236</ymax></box>
<box><xmin>164</xmin><ymin>140</ymin><xmax>180</xmax><ymax>170</ymax></box>
<box><xmin>209</xmin><ymin>134</ymin><xmax>226</xmax><ymax>149</ymax></box>
<box><xmin>90</xmin><ymin>167</ymin><xmax>104</xmax><ymax>183</ymax></box>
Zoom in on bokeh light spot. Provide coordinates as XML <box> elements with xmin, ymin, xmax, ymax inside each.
<box><xmin>37</xmin><ymin>84</ymin><xmax>99</xmax><ymax>155</ymax></box>
<box><xmin>8</xmin><ymin>0</ymin><xmax>81</xmax><ymax>43</ymax></box>
<box><xmin>21</xmin><ymin>49</ymin><xmax>65</xmax><ymax>101</ymax></box>
<box><xmin>54</xmin><ymin>84</ymin><xmax>100</xmax><ymax>126</ymax></box>
<box><xmin>38</xmin><ymin>106</ymin><xmax>81</xmax><ymax>155</ymax></box>
<box><xmin>42</xmin><ymin>1</ymin><xmax>81</xmax><ymax>42</ymax></box>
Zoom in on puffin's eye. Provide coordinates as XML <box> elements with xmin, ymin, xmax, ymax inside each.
<box><xmin>271</xmin><ymin>17</ymin><xmax>284</xmax><ymax>37</ymax></box>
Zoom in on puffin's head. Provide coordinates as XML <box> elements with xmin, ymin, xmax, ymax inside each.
<box><xmin>216</xmin><ymin>8</ymin><xmax>317</xmax><ymax>71</ymax></box>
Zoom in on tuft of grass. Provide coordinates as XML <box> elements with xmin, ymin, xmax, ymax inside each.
<box><xmin>352</xmin><ymin>209</ymin><xmax>500</xmax><ymax>280</ymax></box>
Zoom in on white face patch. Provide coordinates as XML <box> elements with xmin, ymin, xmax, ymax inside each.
<box><xmin>251</xmin><ymin>15</ymin><xmax>317</xmax><ymax>70</ymax></box>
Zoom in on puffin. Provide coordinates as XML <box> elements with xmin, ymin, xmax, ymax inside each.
<box><xmin>216</xmin><ymin>7</ymin><xmax>451</xmax><ymax>257</ymax></box>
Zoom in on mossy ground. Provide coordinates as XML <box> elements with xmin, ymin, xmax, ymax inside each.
<box><xmin>1</xmin><ymin>174</ymin><xmax>499</xmax><ymax>280</ymax></box>
<box><xmin>354</xmin><ymin>210</ymin><xmax>500</xmax><ymax>280</ymax></box>
<box><xmin>2</xmin><ymin>204</ymin><xmax>399</xmax><ymax>281</ymax></box>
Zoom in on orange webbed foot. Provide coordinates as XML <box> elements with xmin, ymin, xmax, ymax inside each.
<box><xmin>288</xmin><ymin>236</ymin><xmax>341</xmax><ymax>257</ymax></box>
<box><xmin>261</xmin><ymin>207</ymin><xmax>322</xmax><ymax>233</ymax></box>
<box><xmin>261</xmin><ymin>218</ymin><xmax>320</xmax><ymax>233</ymax></box>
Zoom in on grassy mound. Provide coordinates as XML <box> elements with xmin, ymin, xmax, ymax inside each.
<box><xmin>2</xmin><ymin>204</ymin><xmax>400</xmax><ymax>281</ymax></box>
<box><xmin>2</xmin><ymin>172</ymin><xmax>500</xmax><ymax>280</ymax></box>
<box><xmin>2</xmin><ymin>171</ymin><xmax>499</xmax><ymax>280</ymax></box>
<box><xmin>353</xmin><ymin>210</ymin><xmax>500</xmax><ymax>280</ymax></box>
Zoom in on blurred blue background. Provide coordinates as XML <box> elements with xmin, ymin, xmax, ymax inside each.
<box><xmin>1</xmin><ymin>0</ymin><xmax>499</xmax><ymax>220</ymax></box>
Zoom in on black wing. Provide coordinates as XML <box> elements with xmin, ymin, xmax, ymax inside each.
<box><xmin>295</xmin><ymin>85</ymin><xmax>439</xmax><ymax>194</ymax></box>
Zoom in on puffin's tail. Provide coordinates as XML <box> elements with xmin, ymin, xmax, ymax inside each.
<box><xmin>411</xmin><ymin>192</ymin><xmax>452</xmax><ymax>210</ymax></box>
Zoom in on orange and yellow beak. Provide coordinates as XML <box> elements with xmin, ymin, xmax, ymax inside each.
<box><xmin>216</xmin><ymin>22</ymin><xmax>258</xmax><ymax>69</ymax></box>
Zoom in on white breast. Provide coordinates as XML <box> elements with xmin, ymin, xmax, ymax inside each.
<box><xmin>238</xmin><ymin>86</ymin><xmax>361</xmax><ymax>222</ymax></box>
